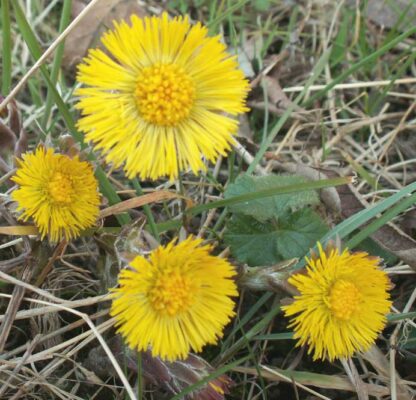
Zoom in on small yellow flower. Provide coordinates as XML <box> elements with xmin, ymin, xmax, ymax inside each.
<box><xmin>110</xmin><ymin>237</ymin><xmax>238</xmax><ymax>361</ymax></box>
<box><xmin>12</xmin><ymin>147</ymin><xmax>100</xmax><ymax>242</ymax></box>
<box><xmin>76</xmin><ymin>13</ymin><xmax>249</xmax><ymax>181</ymax></box>
<box><xmin>283</xmin><ymin>243</ymin><xmax>391</xmax><ymax>361</ymax></box>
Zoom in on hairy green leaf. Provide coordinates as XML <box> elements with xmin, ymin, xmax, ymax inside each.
<box><xmin>225</xmin><ymin>208</ymin><xmax>328</xmax><ymax>266</ymax></box>
<box><xmin>224</xmin><ymin>174</ymin><xmax>319</xmax><ymax>221</ymax></box>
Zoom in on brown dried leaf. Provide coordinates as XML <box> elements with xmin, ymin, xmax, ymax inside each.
<box><xmin>0</xmin><ymin>99</ymin><xmax>22</xmax><ymax>153</ymax></box>
<box><xmin>63</xmin><ymin>0</ymin><xmax>147</xmax><ymax>69</ymax></box>
<box><xmin>263</xmin><ymin>76</ymin><xmax>295</xmax><ymax>110</ymax></box>
<box><xmin>237</xmin><ymin>114</ymin><xmax>252</xmax><ymax>140</ymax></box>
<box><xmin>8</xmin><ymin>99</ymin><xmax>21</xmax><ymax>137</ymax></box>
<box><xmin>0</xmin><ymin>225</ymin><xmax>39</xmax><ymax>236</ymax></box>
<box><xmin>14</xmin><ymin>129</ymin><xmax>29</xmax><ymax>159</ymax></box>
<box><xmin>250</xmin><ymin>76</ymin><xmax>308</xmax><ymax>121</ymax></box>
<box><xmin>85</xmin><ymin>336</ymin><xmax>232</xmax><ymax>399</ymax></box>
<box><xmin>99</xmin><ymin>190</ymin><xmax>193</xmax><ymax>218</ymax></box>
<box><xmin>0</xmin><ymin>123</ymin><xmax>16</xmax><ymax>151</ymax></box>
<box><xmin>363</xmin><ymin>346</ymin><xmax>413</xmax><ymax>400</ymax></box>
<box><xmin>366</xmin><ymin>0</ymin><xmax>416</xmax><ymax>30</ymax></box>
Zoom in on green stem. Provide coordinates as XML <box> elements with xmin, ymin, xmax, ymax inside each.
<box><xmin>132</xmin><ymin>178</ymin><xmax>160</xmax><ymax>242</ymax></box>
<box><xmin>1</xmin><ymin>0</ymin><xmax>12</xmax><ymax>95</ymax></box>
<box><xmin>177</xmin><ymin>173</ymin><xmax>190</xmax><ymax>232</ymax></box>
<box><xmin>137</xmin><ymin>351</ymin><xmax>143</xmax><ymax>400</ymax></box>
<box><xmin>187</xmin><ymin>176</ymin><xmax>351</xmax><ymax>215</ymax></box>
<box><xmin>41</xmin><ymin>0</ymin><xmax>72</xmax><ymax>129</ymax></box>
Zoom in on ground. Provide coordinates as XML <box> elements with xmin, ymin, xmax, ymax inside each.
<box><xmin>0</xmin><ymin>1</ymin><xmax>415</xmax><ymax>399</ymax></box>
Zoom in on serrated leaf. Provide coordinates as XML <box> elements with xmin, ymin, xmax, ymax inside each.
<box><xmin>224</xmin><ymin>175</ymin><xmax>320</xmax><ymax>221</ymax></box>
<box><xmin>225</xmin><ymin>209</ymin><xmax>328</xmax><ymax>266</ymax></box>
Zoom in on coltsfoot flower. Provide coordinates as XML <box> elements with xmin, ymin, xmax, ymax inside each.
<box><xmin>110</xmin><ymin>237</ymin><xmax>238</xmax><ymax>361</ymax></box>
<box><xmin>12</xmin><ymin>147</ymin><xmax>100</xmax><ymax>242</ymax></box>
<box><xmin>283</xmin><ymin>243</ymin><xmax>392</xmax><ymax>361</ymax></box>
<box><xmin>76</xmin><ymin>13</ymin><xmax>249</xmax><ymax>180</ymax></box>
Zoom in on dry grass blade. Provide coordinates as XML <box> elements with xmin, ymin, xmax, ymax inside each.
<box><xmin>233</xmin><ymin>365</ymin><xmax>390</xmax><ymax>397</ymax></box>
<box><xmin>0</xmin><ymin>274</ymin><xmax>136</xmax><ymax>400</ymax></box>
<box><xmin>99</xmin><ymin>190</ymin><xmax>193</xmax><ymax>218</ymax></box>
<box><xmin>282</xmin><ymin>77</ymin><xmax>416</xmax><ymax>93</ymax></box>
<box><xmin>0</xmin><ymin>264</ymin><xmax>33</xmax><ymax>352</ymax></box>
<box><xmin>0</xmin><ymin>225</ymin><xmax>39</xmax><ymax>236</ymax></box>
<box><xmin>340</xmin><ymin>358</ymin><xmax>368</xmax><ymax>400</ymax></box>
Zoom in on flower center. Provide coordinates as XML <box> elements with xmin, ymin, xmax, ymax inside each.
<box><xmin>135</xmin><ymin>63</ymin><xmax>195</xmax><ymax>126</ymax></box>
<box><xmin>328</xmin><ymin>280</ymin><xmax>361</xmax><ymax>321</ymax></box>
<box><xmin>148</xmin><ymin>271</ymin><xmax>197</xmax><ymax>316</ymax></box>
<box><xmin>48</xmin><ymin>172</ymin><xmax>74</xmax><ymax>205</ymax></box>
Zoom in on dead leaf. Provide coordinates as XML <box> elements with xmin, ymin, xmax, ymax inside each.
<box><xmin>0</xmin><ymin>225</ymin><xmax>39</xmax><ymax>236</ymax></box>
<box><xmin>249</xmin><ymin>76</ymin><xmax>308</xmax><ymax>121</ymax></box>
<box><xmin>0</xmin><ymin>123</ymin><xmax>16</xmax><ymax>151</ymax></box>
<box><xmin>8</xmin><ymin>99</ymin><xmax>20</xmax><ymax>138</ymax></box>
<box><xmin>85</xmin><ymin>336</ymin><xmax>233</xmax><ymax>399</ymax></box>
<box><xmin>401</xmin><ymin>209</ymin><xmax>416</xmax><ymax>236</ymax></box>
<box><xmin>237</xmin><ymin>114</ymin><xmax>253</xmax><ymax>140</ymax></box>
<box><xmin>234</xmin><ymin>30</ymin><xmax>263</xmax><ymax>78</ymax></box>
<box><xmin>363</xmin><ymin>346</ymin><xmax>413</xmax><ymax>400</ymax></box>
<box><xmin>63</xmin><ymin>0</ymin><xmax>147</xmax><ymax>68</ymax></box>
<box><xmin>0</xmin><ymin>99</ymin><xmax>22</xmax><ymax>153</ymax></box>
<box><xmin>14</xmin><ymin>129</ymin><xmax>29</xmax><ymax>159</ymax></box>
<box><xmin>366</xmin><ymin>0</ymin><xmax>416</xmax><ymax>31</ymax></box>
<box><xmin>99</xmin><ymin>190</ymin><xmax>193</xmax><ymax>219</ymax></box>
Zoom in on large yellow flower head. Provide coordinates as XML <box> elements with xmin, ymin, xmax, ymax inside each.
<box><xmin>75</xmin><ymin>13</ymin><xmax>249</xmax><ymax>181</ymax></box>
<box><xmin>11</xmin><ymin>147</ymin><xmax>100</xmax><ymax>242</ymax></box>
<box><xmin>283</xmin><ymin>243</ymin><xmax>392</xmax><ymax>361</ymax></box>
<box><xmin>110</xmin><ymin>237</ymin><xmax>238</xmax><ymax>361</ymax></box>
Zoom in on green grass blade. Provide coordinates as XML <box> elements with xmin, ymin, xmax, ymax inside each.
<box><xmin>1</xmin><ymin>0</ymin><xmax>12</xmax><ymax>95</ymax></box>
<box><xmin>12</xmin><ymin>1</ymin><xmax>130</xmax><ymax>225</ymax></box>
<box><xmin>388</xmin><ymin>312</ymin><xmax>416</xmax><ymax>322</ymax></box>
<box><xmin>253</xmin><ymin>332</ymin><xmax>294</xmax><ymax>341</ymax></box>
<box><xmin>187</xmin><ymin>176</ymin><xmax>350</xmax><ymax>215</ymax></box>
<box><xmin>207</xmin><ymin>0</ymin><xmax>251</xmax><ymax>33</ymax></box>
<box><xmin>293</xmin><ymin>181</ymin><xmax>416</xmax><ymax>271</ymax></box>
<box><xmin>132</xmin><ymin>178</ymin><xmax>160</xmax><ymax>242</ymax></box>
<box><xmin>221</xmin><ymin>292</ymin><xmax>273</xmax><ymax>350</ymax></box>
<box><xmin>346</xmin><ymin>192</ymin><xmax>416</xmax><ymax>249</ymax></box>
<box><xmin>41</xmin><ymin>0</ymin><xmax>72</xmax><ymax>129</ymax></box>
<box><xmin>322</xmin><ymin>181</ymin><xmax>416</xmax><ymax>245</ymax></box>
<box><xmin>217</xmin><ymin>305</ymin><xmax>282</xmax><ymax>365</ymax></box>
<box><xmin>304</xmin><ymin>25</ymin><xmax>416</xmax><ymax>106</ymax></box>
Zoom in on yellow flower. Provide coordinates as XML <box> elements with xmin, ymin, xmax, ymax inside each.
<box><xmin>75</xmin><ymin>13</ymin><xmax>249</xmax><ymax>181</ymax></box>
<box><xmin>283</xmin><ymin>243</ymin><xmax>391</xmax><ymax>361</ymax></box>
<box><xmin>12</xmin><ymin>147</ymin><xmax>100</xmax><ymax>242</ymax></box>
<box><xmin>110</xmin><ymin>237</ymin><xmax>238</xmax><ymax>361</ymax></box>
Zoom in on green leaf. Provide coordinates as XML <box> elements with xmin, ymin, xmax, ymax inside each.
<box><xmin>1</xmin><ymin>0</ymin><xmax>12</xmax><ymax>95</ymax></box>
<box><xmin>224</xmin><ymin>175</ymin><xmax>320</xmax><ymax>221</ymax></box>
<box><xmin>225</xmin><ymin>208</ymin><xmax>328</xmax><ymax>266</ymax></box>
